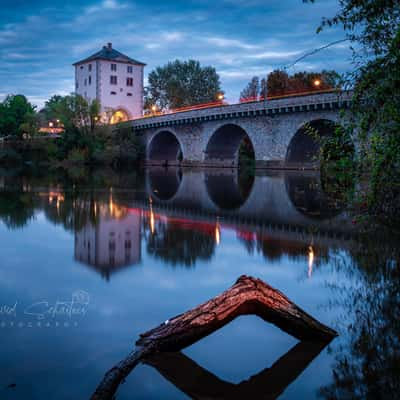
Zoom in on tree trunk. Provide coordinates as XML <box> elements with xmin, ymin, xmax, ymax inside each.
<box><xmin>91</xmin><ymin>275</ymin><xmax>337</xmax><ymax>400</ymax></box>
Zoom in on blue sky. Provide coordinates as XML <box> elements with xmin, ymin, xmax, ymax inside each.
<box><xmin>0</xmin><ymin>0</ymin><xmax>351</xmax><ymax>108</ymax></box>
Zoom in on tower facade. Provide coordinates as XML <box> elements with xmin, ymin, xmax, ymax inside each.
<box><xmin>73</xmin><ymin>43</ymin><xmax>145</xmax><ymax>122</ymax></box>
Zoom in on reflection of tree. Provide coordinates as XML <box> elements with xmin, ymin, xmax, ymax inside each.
<box><xmin>0</xmin><ymin>190</ymin><xmax>36</xmax><ymax>229</ymax></box>
<box><xmin>0</xmin><ymin>166</ymin><xmax>145</xmax><ymax>232</ymax></box>
<box><xmin>237</xmin><ymin>232</ymin><xmax>329</xmax><ymax>267</ymax></box>
<box><xmin>285</xmin><ymin>173</ymin><xmax>345</xmax><ymax>220</ymax></box>
<box><xmin>42</xmin><ymin>190</ymin><xmax>99</xmax><ymax>232</ymax></box>
<box><xmin>319</xmin><ymin>231</ymin><xmax>400</xmax><ymax>399</ymax></box>
<box><xmin>145</xmin><ymin>218</ymin><xmax>216</xmax><ymax>267</ymax></box>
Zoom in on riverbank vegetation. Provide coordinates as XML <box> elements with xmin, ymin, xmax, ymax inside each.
<box><xmin>0</xmin><ymin>93</ymin><xmax>143</xmax><ymax>169</ymax></box>
<box><xmin>303</xmin><ymin>0</ymin><xmax>400</xmax><ymax>224</ymax></box>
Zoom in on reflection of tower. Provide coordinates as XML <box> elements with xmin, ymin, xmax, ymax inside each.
<box><xmin>75</xmin><ymin>206</ymin><xmax>141</xmax><ymax>280</ymax></box>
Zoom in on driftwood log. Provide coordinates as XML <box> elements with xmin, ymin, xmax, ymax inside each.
<box><xmin>91</xmin><ymin>275</ymin><xmax>337</xmax><ymax>400</ymax></box>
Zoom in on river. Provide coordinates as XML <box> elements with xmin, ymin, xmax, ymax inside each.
<box><xmin>0</xmin><ymin>167</ymin><xmax>398</xmax><ymax>399</ymax></box>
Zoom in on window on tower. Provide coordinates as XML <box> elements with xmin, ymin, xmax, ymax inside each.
<box><xmin>110</xmin><ymin>76</ymin><xmax>117</xmax><ymax>85</ymax></box>
<box><xmin>111</xmin><ymin>63</ymin><xmax>117</xmax><ymax>71</ymax></box>
<box><xmin>126</xmin><ymin>78</ymin><xmax>133</xmax><ymax>86</ymax></box>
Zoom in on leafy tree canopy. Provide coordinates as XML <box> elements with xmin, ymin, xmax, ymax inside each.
<box><xmin>240</xmin><ymin>70</ymin><xmax>340</xmax><ymax>101</ymax></box>
<box><xmin>43</xmin><ymin>93</ymin><xmax>101</xmax><ymax>135</ymax></box>
<box><xmin>145</xmin><ymin>59</ymin><xmax>222</xmax><ymax>110</ymax></box>
<box><xmin>239</xmin><ymin>76</ymin><xmax>268</xmax><ymax>101</ymax></box>
<box><xmin>266</xmin><ymin>69</ymin><xmax>341</xmax><ymax>97</ymax></box>
<box><xmin>0</xmin><ymin>94</ymin><xmax>37</xmax><ymax>138</ymax></box>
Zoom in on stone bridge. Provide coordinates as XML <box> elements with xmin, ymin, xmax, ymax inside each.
<box><xmin>126</xmin><ymin>91</ymin><xmax>352</xmax><ymax>169</ymax></box>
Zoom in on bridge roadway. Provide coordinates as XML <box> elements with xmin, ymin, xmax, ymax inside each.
<box><xmin>124</xmin><ymin>91</ymin><xmax>353</xmax><ymax>169</ymax></box>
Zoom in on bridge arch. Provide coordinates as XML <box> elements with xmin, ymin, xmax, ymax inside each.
<box><xmin>148</xmin><ymin>168</ymin><xmax>183</xmax><ymax>202</ymax></box>
<box><xmin>286</xmin><ymin>119</ymin><xmax>346</xmax><ymax>166</ymax></box>
<box><xmin>205</xmin><ymin>124</ymin><xmax>255</xmax><ymax>166</ymax></box>
<box><xmin>148</xmin><ymin>130</ymin><xmax>183</xmax><ymax>166</ymax></box>
<box><xmin>205</xmin><ymin>171</ymin><xmax>254</xmax><ymax>210</ymax></box>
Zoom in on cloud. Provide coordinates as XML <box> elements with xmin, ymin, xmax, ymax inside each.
<box><xmin>245</xmin><ymin>50</ymin><xmax>302</xmax><ymax>60</ymax></box>
<box><xmin>205</xmin><ymin>36</ymin><xmax>260</xmax><ymax>50</ymax></box>
<box><xmin>84</xmin><ymin>0</ymin><xmax>130</xmax><ymax>14</ymax></box>
<box><xmin>0</xmin><ymin>0</ymin><xmax>352</xmax><ymax>108</ymax></box>
<box><xmin>161</xmin><ymin>31</ymin><xmax>185</xmax><ymax>42</ymax></box>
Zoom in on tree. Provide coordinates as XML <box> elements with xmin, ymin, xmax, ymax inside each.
<box><xmin>145</xmin><ymin>59</ymin><xmax>222</xmax><ymax>110</ymax></box>
<box><xmin>43</xmin><ymin>94</ymin><xmax>100</xmax><ymax>135</ymax></box>
<box><xmin>43</xmin><ymin>94</ymin><xmax>104</xmax><ymax>162</ymax></box>
<box><xmin>0</xmin><ymin>94</ymin><xmax>37</xmax><ymax>138</ymax></box>
<box><xmin>304</xmin><ymin>0</ymin><xmax>400</xmax><ymax>219</ymax></box>
<box><xmin>266</xmin><ymin>70</ymin><xmax>340</xmax><ymax>97</ymax></box>
<box><xmin>240</xmin><ymin>76</ymin><xmax>260</xmax><ymax>101</ymax></box>
<box><xmin>266</xmin><ymin>70</ymin><xmax>290</xmax><ymax>96</ymax></box>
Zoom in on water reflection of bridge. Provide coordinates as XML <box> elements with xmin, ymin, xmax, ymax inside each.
<box><xmin>133</xmin><ymin>168</ymin><xmax>355</xmax><ymax>247</ymax></box>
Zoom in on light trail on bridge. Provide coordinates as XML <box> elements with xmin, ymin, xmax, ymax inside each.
<box><xmin>138</xmin><ymin>88</ymin><xmax>339</xmax><ymax>120</ymax></box>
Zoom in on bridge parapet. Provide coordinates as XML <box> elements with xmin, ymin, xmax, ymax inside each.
<box><xmin>130</xmin><ymin>91</ymin><xmax>352</xmax><ymax>130</ymax></box>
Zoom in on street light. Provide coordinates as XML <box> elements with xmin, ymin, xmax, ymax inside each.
<box><xmin>217</xmin><ymin>93</ymin><xmax>224</xmax><ymax>101</ymax></box>
<box><xmin>151</xmin><ymin>105</ymin><xmax>157</xmax><ymax>114</ymax></box>
<box><xmin>314</xmin><ymin>79</ymin><xmax>321</xmax><ymax>87</ymax></box>
<box><xmin>48</xmin><ymin>122</ymin><xmax>54</xmax><ymax>128</ymax></box>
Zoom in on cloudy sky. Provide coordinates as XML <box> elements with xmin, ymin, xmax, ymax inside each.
<box><xmin>0</xmin><ymin>0</ymin><xmax>351</xmax><ymax>108</ymax></box>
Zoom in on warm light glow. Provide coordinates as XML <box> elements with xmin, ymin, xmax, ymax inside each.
<box><xmin>48</xmin><ymin>122</ymin><xmax>54</xmax><ymax>128</ymax></box>
<box><xmin>308</xmin><ymin>245</ymin><xmax>314</xmax><ymax>278</ymax></box>
<box><xmin>56</xmin><ymin>119</ymin><xmax>60</xmax><ymax>123</ymax></box>
<box><xmin>109</xmin><ymin>189</ymin><xmax>114</xmax><ymax>216</ymax></box>
<box><xmin>215</xmin><ymin>218</ymin><xmax>221</xmax><ymax>245</ymax></box>
<box><xmin>94</xmin><ymin>116</ymin><xmax>98</xmax><ymax>121</ymax></box>
<box><xmin>150</xmin><ymin>210</ymin><xmax>155</xmax><ymax>235</ymax></box>
<box><xmin>314</xmin><ymin>79</ymin><xmax>321</xmax><ymax>87</ymax></box>
<box><xmin>151</xmin><ymin>105</ymin><xmax>157</xmax><ymax>112</ymax></box>
<box><xmin>110</xmin><ymin>110</ymin><xmax>129</xmax><ymax>124</ymax></box>
<box><xmin>217</xmin><ymin>93</ymin><xmax>224</xmax><ymax>101</ymax></box>
<box><xmin>215</xmin><ymin>225</ymin><xmax>220</xmax><ymax>245</ymax></box>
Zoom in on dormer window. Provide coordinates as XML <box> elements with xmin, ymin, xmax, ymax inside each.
<box><xmin>111</xmin><ymin>63</ymin><xmax>117</xmax><ymax>71</ymax></box>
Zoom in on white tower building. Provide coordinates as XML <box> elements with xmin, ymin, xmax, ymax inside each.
<box><xmin>73</xmin><ymin>43</ymin><xmax>146</xmax><ymax>123</ymax></box>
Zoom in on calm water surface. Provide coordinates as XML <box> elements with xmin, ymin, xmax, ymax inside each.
<box><xmin>0</xmin><ymin>167</ymin><xmax>398</xmax><ymax>400</ymax></box>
